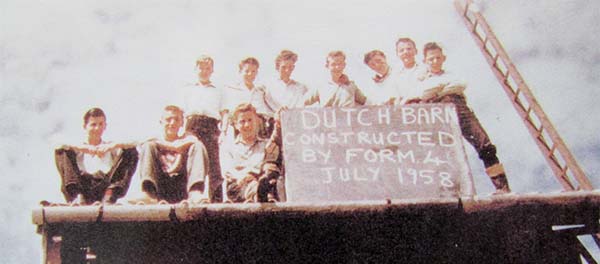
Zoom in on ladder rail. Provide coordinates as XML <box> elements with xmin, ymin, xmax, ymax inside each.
<box><xmin>454</xmin><ymin>0</ymin><xmax>592</xmax><ymax>191</ymax></box>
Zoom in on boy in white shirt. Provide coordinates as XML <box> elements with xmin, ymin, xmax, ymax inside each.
<box><xmin>182</xmin><ymin>55</ymin><xmax>224</xmax><ymax>202</ymax></box>
<box><xmin>265</xmin><ymin>50</ymin><xmax>310</xmax><ymax>110</ymax></box>
<box><xmin>55</xmin><ymin>108</ymin><xmax>138</xmax><ymax>204</ymax></box>
<box><xmin>363</xmin><ymin>50</ymin><xmax>400</xmax><ymax>105</ymax></box>
<box><xmin>222</xmin><ymin>57</ymin><xmax>275</xmax><ymax>140</ymax></box>
<box><xmin>416</xmin><ymin>42</ymin><xmax>510</xmax><ymax>194</ymax></box>
<box><xmin>305</xmin><ymin>51</ymin><xmax>367</xmax><ymax>107</ymax></box>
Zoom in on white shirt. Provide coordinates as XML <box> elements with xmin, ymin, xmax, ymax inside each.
<box><xmin>265</xmin><ymin>79</ymin><xmax>309</xmax><ymax>110</ymax></box>
<box><xmin>181</xmin><ymin>82</ymin><xmax>223</xmax><ymax>120</ymax></box>
<box><xmin>364</xmin><ymin>69</ymin><xmax>401</xmax><ymax>105</ymax></box>
<box><xmin>222</xmin><ymin>82</ymin><xmax>274</xmax><ymax>116</ymax></box>
<box><xmin>306</xmin><ymin>80</ymin><xmax>367</xmax><ymax>107</ymax></box>
<box><xmin>395</xmin><ymin>63</ymin><xmax>426</xmax><ymax>104</ymax></box>
<box><xmin>75</xmin><ymin>141</ymin><xmax>120</xmax><ymax>174</ymax></box>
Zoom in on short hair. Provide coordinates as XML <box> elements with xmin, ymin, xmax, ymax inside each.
<box><xmin>83</xmin><ymin>107</ymin><xmax>106</xmax><ymax>126</ymax></box>
<box><xmin>231</xmin><ymin>103</ymin><xmax>257</xmax><ymax>122</ymax></box>
<box><xmin>275</xmin><ymin>50</ymin><xmax>298</xmax><ymax>70</ymax></box>
<box><xmin>239</xmin><ymin>57</ymin><xmax>260</xmax><ymax>71</ymax></box>
<box><xmin>363</xmin><ymin>50</ymin><xmax>386</xmax><ymax>65</ymax></box>
<box><xmin>325</xmin><ymin>50</ymin><xmax>346</xmax><ymax>66</ymax></box>
<box><xmin>423</xmin><ymin>42</ymin><xmax>444</xmax><ymax>57</ymax></box>
<box><xmin>195</xmin><ymin>55</ymin><xmax>213</xmax><ymax>67</ymax></box>
<box><xmin>395</xmin><ymin>37</ymin><xmax>417</xmax><ymax>49</ymax></box>
<box><xmin>163</xmin><ymin>105</ymin><xmax>184</xmax><ymax>117</ymax></box>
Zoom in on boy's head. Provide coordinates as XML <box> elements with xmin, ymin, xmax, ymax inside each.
<box><xmin>395</xmin><ymin>37</ymin><xmax>417</xmax><ymax>67</ymax></box>
<box><xmin>83</xmin><ymin>108</ymin><xmax>107</xmax><ymax>138</ymax></box>
<box><xmin>195</xmin><ymin>55</ymin><xmax>214</xmax><ymax>80</ymax></box>
<box><xmin>160</xmin><ymin>105</ymin><xmax>184</xmax><ymax>137</ymax></box>
<box><xmin>231</xmin><ymin>103</ymin><xmax>258</xmax><ymax>137</ymax></box>
<box><xmin>422</xmin><ymin>42</ymin><xmax>446</xmax><ymax>74</ymax></box>
<box><xmin>239</xmin><ymin>57</ymin><xmax>260</xmax><ymax>84</ymax></box>
<box><xmin>363</xmin><ymin>50</ymin><xmax>389</xmax><ymax>76</ymax></box>
<box><xmin>275</xmin><ymin>50</ymin><xmax>298</xmax><ymax>80</ymax></box>
<box><xmin>325</xmin><ymin>51</ymin><xmax>346</xmax><ymax>74</ymax></box>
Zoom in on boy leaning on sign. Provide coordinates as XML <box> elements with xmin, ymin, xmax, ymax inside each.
<box><xmin>54</xmin><ymin>108</ymin><xmax>138</xmax><ymax>205</ymax></box>
<box><xmin>305</xmin><ymin>50</ymin><xmax>367</xmax><ymax>107</ymax></box>
<box><xmin>363</xmin><ymin>50</ymin><xmax>401</xmax><ymax>105</ymax></box>
<box><xmin>409</xmin><ymin>42</ymin><xmax>511</xmax><ymax>194</ymax></box>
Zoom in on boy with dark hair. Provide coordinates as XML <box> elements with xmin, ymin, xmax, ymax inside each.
<box><xmin>220</xmin><ymin>103</ymin><xmax>280</xmax><ymax>203</ymax></box>
<box><xmin>55</xmin><ymin>107</ymin><xmax>138</xmax><ymax>204</ymax></box>
<box><xmin>417</xmin><ymin>42</ymin><xmax>511</xmax><ymax>194</ymax></box>
<box><xmin>138</xmin><ymin>105</ymin><xmax>210</xmax><ymax>203</ymax></box>
<box><xmin>363</xmin><ymin>49</ymin><xmax>400</xmax><ymax>105</ymax></box>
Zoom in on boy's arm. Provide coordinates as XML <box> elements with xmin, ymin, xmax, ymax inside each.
<box><xmin>303</xmin><ymin>87</ymin><xmax>320</xmax><ymax>106</ymax></box>
<box><xmin>154</xmin><ymin>135</ymin><xmax>197</xmax><ymax>153</ymax></box>
<box><xmin>352</xmin><ymin>82</ymin><xmax>368</xmax><ymax>106</ymax></box>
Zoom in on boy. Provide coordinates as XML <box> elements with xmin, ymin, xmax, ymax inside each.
<box><xmin>265</xmin><ymin>50</ymin><xmax>310</xmax><ymax>110</ymax></box>
<box><xmin>220</xmin><ymin>103</ymin><xmax>280</xmax><ymax>203</ymax></box>
<box><xmin>395</xmin><ymin>37</ymin><xmax>425</xmax><ymax>104</ymax></box>
<box><xmin>363</xmin><ymin>50</ymin><xmax>400</xmax><ymax>105</ymax></box>
<box><xmin>222</xmin><ymin>57</ymin><xmax>275</xmax><ymax>140</ymax></box>
<box><xmin>305</xmin><ymin>51</ymin><xmax>367</xmax><ymax>107</ymax></box>
<box><xmin>55</xmin><ymin>108</ymin><xmax>138</xmax><ymax>204</ymax></box>
<box><xmin>416</xmin><ymin>42</ymin><xmax>511</xmax><ymax>194</ymax></box>
<box><xmin>181</xmin><ymin>55</ymin><xmax>224</xmax><ymax>202</ymax></box>
<box><xmin>138</xmin><ymin>105</ymin><xmax>210</xmax><ymax>203</ymax></box>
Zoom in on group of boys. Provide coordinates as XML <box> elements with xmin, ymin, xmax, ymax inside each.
<box><xmin>55</xmin><ymin>37</ymin><xmax>511</xmax><ymax>206</ymax></box>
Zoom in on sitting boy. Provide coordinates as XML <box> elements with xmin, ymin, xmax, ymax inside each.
<box><xmin>138</xmin><ymin>105</ymin><xmax>210</xmax><ymax>203</ymax></box>
<box><xmin>414</xmin><ymin>42</ymin><xmax>511</xmax><ymax>194</ymax></box>
<box><xmin>220</xmin><ymin>103</ymin><xmax>280</xmax><ymax>203</ymax></box>
<box><xmin>55</xmin><ymin>107</ymin><xmax>138</xmax><ymax>204</ymax></box>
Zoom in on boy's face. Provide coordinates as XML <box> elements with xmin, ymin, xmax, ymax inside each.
<box><xmin>424</xmin><ymin>48</ymin><xmax>446</xmax><ymax>74</ymax></box>
<box><xmin>84</xmin><ymin>116</ymin><xmax>106</xmax><ymax>138</ymax></box>
<box><xmin>197</xmin><ymin>61</ymin><xmax>213</xmax><ymax>79</ymax></box>
<box><xmin>241</xmin><ymin>63</ymin><xmax>258</xmax><ymax>84</ymax></box>
<box><xmin>396</xmin><ymin>41</ymin><xmax>417</xmax><ymax>66</ymax></box>
<box><xmin>366</xmin><ymin>54</ymin><xmax>389</xmax><ymax>75</ymax></box>
<box><xmin>234</xmin><ymin>111</ymin><xmax>257</xmax><ymax>138</ymax></box>
<box><xmin>160</xmin><ymin>110</ymin><xmax>183</xmax><ymax>136</ymax></box>
<box><xmin>326</xmin><ymin>56</ymin><xmax>346</xmax><ymax>75</ymax></box>
<box><xmin>278</xmin><ymin>59</ymin><xmax>296</xmax><ymax>80</ymax></box>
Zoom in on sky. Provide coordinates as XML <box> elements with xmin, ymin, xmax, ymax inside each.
<box><xmin>1</xmin><ymin>0</ymin><xmax>599</xmax><ymax>262</ymax></box>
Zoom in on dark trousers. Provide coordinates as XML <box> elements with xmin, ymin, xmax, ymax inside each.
<box><xmin>185</xmin><ymin>115</ymin><xmax>223</xmax><ymax>202</ymax></box>
<box><xmin>55</xmin><ymin>147</ymin><xmax>138</xmax><ymax>203</ymax></box>
<box><xmin>226</xmin><ymin>168</ymin><xmax>280</xmax><ymax>203</ymax></box>
<box><xmin>435</xmin><ymin>94</ymin><xmax>500</xmax><ymax>167</ymax></box>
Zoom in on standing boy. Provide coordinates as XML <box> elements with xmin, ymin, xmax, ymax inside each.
<box><xmin>305</xmin><ymin>51</ymin><xmax>367</xmax><ymax>107</ymax></box>
<box><xmin>417</xmin><ymin>42</ymin><xmax>511</xmax><ymax>194</ymax></box>
<box><xmin>265</xmin><ymin>50</ymin><xmax>310</xmax><ymax>110</ymax></box>
<box><xmin>363</xmin><ymin>50</ymin><xmax>400</xmax><ymax>105</ymax></box>
<box><xmin>181</xmin><ymin>55</ymin><xmax>224</xmax><ymax>202</ymax></box>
